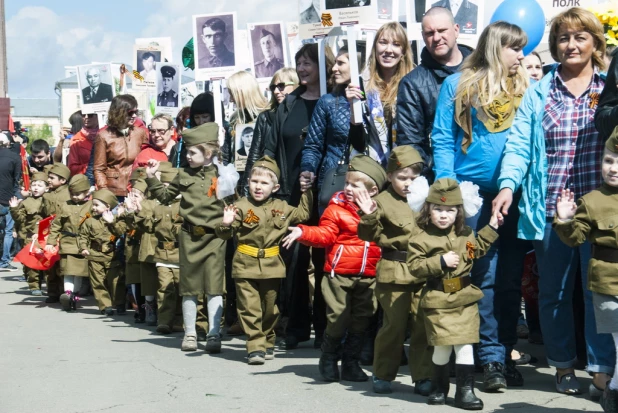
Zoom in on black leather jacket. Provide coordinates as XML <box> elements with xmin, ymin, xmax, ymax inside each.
<box><xmin>244</xmin><ymin>109</ymin><xmax>276</xmax><ymax>196</ymax></box>
<box><xmin>595</xmin><ymin>52</ymin><xmax>618</xmax><ymax>140</ymax></box>
<box><xmin>396</xmin><ymin>44</ymin><xmax>472</xmax><ymax>179</ymax></box>
<box><xmin>264</xmin><ymin>86</ymin><xmax>308</xmax><ymax>201</ymax></box>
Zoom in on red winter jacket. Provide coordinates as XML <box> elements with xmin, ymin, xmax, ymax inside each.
<box><xmin>298</xmin><ymin>192</ymin><xmax>380</xmax><ymax>277</ymax></box>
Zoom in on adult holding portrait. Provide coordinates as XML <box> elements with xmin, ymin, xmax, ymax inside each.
<box><xmin>82</xmin><ymin>67</ymin><xmax>114</xmax><ymax>104</ymax></box>
<box><xmin>199</xmin><ymin>17</ymin><xmax>235</xmax><ymax>68</ymax></box>
<box><xmin>494</xmin><ymin>8</ymin><xmax>615</xmax><ymax>396</ymax></box>
<box><xmin>254</xmin><ymin>29</ymin><xmax>284</xmax><ymax>79</ymax></box>
<box><xmin>244</xmin><ymin>67</ymin><xmax>299</xmax><ymax>195</ymax></box>
<box><xmin>262</xmin><ymin>46</ymin><xmax>331</xmax><ymax>350</ymax></box>
<box><xmin>68</xmin><ymin>113</ymin><xmax>99</xmax><ymax>176</ymax></box>
<box><xmin>431</xmin><ymin>21</ymin><xmax>530</xmax><ymax>392</ymax></box>
<box><xmin>93</xmin><ymin>95</ymin><xmax>147</xmax><ymax>198</ymax></box>
<box><xmin>347</xmin><ymin>21</ymin><xmax>414</xmax><ymax>167</ymax></box>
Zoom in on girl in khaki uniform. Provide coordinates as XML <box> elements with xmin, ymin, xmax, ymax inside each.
<box><xmin>408</xmin><ymin>178</ymin><xmax>502</xmax><ymax>410</ymax></box>
<box><xmin>145</xmin><ymin>122</ymin><xmax>238</xmax><ymax>353</ymax></box>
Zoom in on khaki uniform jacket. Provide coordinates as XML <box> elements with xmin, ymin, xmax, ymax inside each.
<box><xmin>42</xmin><ymin>185</ymin><xmax>71</xmax><ymax>217</ymax></box>
<box><xmin>118</xmin><ymin>211</ymin><xmax>143</xmax><ymax>265</ymax></box>
<box><xmin>358</xmin><ymin>187</ymin><xmax>422</xmax><ymax>285</ymax></box>
<box><xmin>78</xmin><ymin>215</ymin><xmax>126</xmax><ymax>263</ymax></box>
<box><xmin>134</xmin><ymin>198</ymin><xmax>183</xmax><ymax>265</ymax></box>
<box><xmin>408</xmin><ymin>224</ymin><xmax>498</xmax><ymax>346</ymax></box>
<box><xmin>554</xmin><ymin>184</ymin><xmax>618</xmax><ymax>296</ymax></box>
<box><xmin>10</xmin><ymin>196</ymin><xmax>44</xmax><ymax>240</ymax></box>
<box><xmin>146</xmin><ymin>164</ymin><xmax>226</xmax><ymax>228</ymax></box>
<box><xmin>135</xmin><ymin>199</ymin><xmax>157</xmax><ymax>263</ymax></box>
<box><xmin>47</xmin><ymin>200</ymin><xmax>93</xmax><ymax>255</ymax></box>
<box><xmin>215</xmin><ymin>191</ymin><xmax>313</xmax><ymax>279</ymax></box>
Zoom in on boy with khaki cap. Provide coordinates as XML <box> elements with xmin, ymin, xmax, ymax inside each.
<box><xmin>133</xmin><ymin>162</ymin><xmax>184</xmax><ymax>334</ymax></box>
<box><xmin>10</xmin><ymin>171</ymin><xmax>48</xmax><ymax>295</ymax></box>
<box><xmin>42</xmin><ymin>163</ymin><xmax>71</xmax><ymax>303</ymax></box>
<box><xmin>45</xmin><ymin>174</ymin><xmax>92</xmax><ymax>311</ymax></box>
<box><xmin>216</xmin><ymin>156</ymin><xmax>313</xmax><ymax>364</ymax></box>
<box><xmin>356</xmin><ymin>146</ymin><xmax>433</xmax><ymax>395</ymax></box>
<box><xmin>79</xmin><ymin>189</ymin><xmax>127</xmax><ymax>316</ymax></box>
<box><xmin>283</xmin><ymin>154</ymin><xmax>385</xmax><ymax>383</ymax></box>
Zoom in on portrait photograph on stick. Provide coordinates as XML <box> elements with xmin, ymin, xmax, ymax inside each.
<box><xmin>134</xmin><ymin>49</ymin><xmax>161</xmax><ymax>84</ymax></box>
<box><xmin>248</xmin><ymin>22</ymin><xmax>288</xmax><ymax>80</ymax></box>
<box><xmin>193</xmin><ymin>12</ymin><xmax>237</xmax><ymax>80</ymax></box>
<box><xmin>428</xmin><ymin>0</ymin><xmax>482</xmax><ymax>36</ymax></box>
<box><xmin>77</xmin><ymin>63</ymin><xmax>115</xmax><ymax>114</ymax></box>
<box><xmin>234</xmin><ymin>123</ymin><xmax>254</xmax><ymax>171</ymax></box>
<box><xmin>155</xmin><ymin>64</ymin><xmax>181</xmax><ymax>117</ymax></box>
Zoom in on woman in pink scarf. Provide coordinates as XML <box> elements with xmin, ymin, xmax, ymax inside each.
<box><xmin>132</xmin><ymin>113</ymin><xmax>176</xmax><ymax>170</ymax></box>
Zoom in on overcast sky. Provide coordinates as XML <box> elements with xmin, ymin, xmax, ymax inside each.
<box><xmin>6</xmin><ymin>0</ymin><xmax>299</xmax><ymax>99</ymax></box>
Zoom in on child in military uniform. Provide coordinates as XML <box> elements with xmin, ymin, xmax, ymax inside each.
<box><xmin>79</xmin><ymin>189</ymin><xmax>127</xmax><ymax>316</ymax></box>
<box><xmin>283</xmin><ymin>155</ymin><xmax>385</xmax><ymax>382</ymax></box>
<box><xmin>42</xmin><ymin>163</ymin><xmax>71</xmax><ymax>303</ymax></box>
<box><xmin>355</xmin><ymin>146</ymin><xmax>433</xmax><ymax>395</ymax></box>
<box><xmin>9</xmin><ymin>172</ymin><xmax>48</xmax><ymax>295</ymax></box>
<box><xmin>407</xmin><ymin>178</ymin><xmax>502</xmax><ymax>410</ymax></box>
<box><xmin>554</xmin><ymin>132</ymin><xmax>618</xmax><ymax>412</ymax></box>
<box><xmin>45</xmin><ymin>174</ymin><xmax>92</xmax><ymax>312</ymax></box>
<box><xmin>132</xmin><ymin>162</ymin><xmax>184</xmax><ymax>334</ymax></box>
<box><xmin>145</xmin><ymin>122</ymin><xmax>237</xmax><ymax>353</ymax></box>
<box><xmin>216</xmin><ymin>156</ymin><xmax>313</xmax><ymax>364</ymax></box>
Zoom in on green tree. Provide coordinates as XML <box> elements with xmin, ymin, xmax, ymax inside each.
<box><xmin>23</xmin><ymin>124</ymin><xmax>55</xmax><ymax>152</ymax></box>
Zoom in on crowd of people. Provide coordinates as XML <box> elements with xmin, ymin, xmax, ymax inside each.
<box><xmin>3</xmin><ymin>5</ymin><xmax>618</xmax><ymax>412</ymax></box>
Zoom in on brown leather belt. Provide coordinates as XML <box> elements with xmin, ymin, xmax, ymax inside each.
<box><xmin>592</xmin><ymin>245</ymin><xmax>618</xmax><ymax>263</ymax></box>
<box><xmin>426</xmin><ymin>275</ymin><xmax>472</xmax><ymax>293</ymax></box>
<box><xmin>381</xmin><ymin>249</ymin><xmax>407</xmax><ymax>262</ymax></box>
<box><xmin>158</xmin><ymin>241</ymin><xmax>179</xmax><ymax>250</ymax></box>
<box><xmin>182</xmin><ymin>221</ymin><xmax>214</xmax><ymax>237</ymax></box>
<box><xmin>90</xmin><ymin>240</ymin><xmax>115</xmax><ymax>253</ymax></box>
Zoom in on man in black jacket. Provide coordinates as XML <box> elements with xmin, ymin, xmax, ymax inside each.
<box><xmin>0</xmin><ymin>133</ymin><xmax>22</xmax><ymax>271</ymax></box>
<box><xmin>396</xmin><ymin>6</ymin><xmax>472</xmax><ymax>180</ymax></box>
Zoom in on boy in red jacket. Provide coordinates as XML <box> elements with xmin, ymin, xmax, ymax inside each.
<box><xmin>283</xmin><ymin>155</ymin><xmax>386</xmax><ymax>383</ymax></box>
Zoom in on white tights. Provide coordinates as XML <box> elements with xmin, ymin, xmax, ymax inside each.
<box><xmin>432</xmin><ymin>344</ymin><xmax>475</xmax><ymax>366</ymax></box>
<box><xmin>611</xmin><ymin>333</ymin><xmax>618</xmax><ymax>391</ymax></box>
<box><xmin>63</xmin><ymin>276</ymin><xmax>83</xmax><ymax>294</ymax></box>
<box><xmin>182</xmin><ymin>295</ymin><xmax>223</xmax><ymax>337</ymax></box>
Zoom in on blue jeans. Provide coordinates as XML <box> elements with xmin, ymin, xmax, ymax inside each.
<box><xmin>532</xmin><ymin>221</ymin><xmax>615</xmax><ymax>374</ymax></box>
<box><xmin>0</xmin><ymin>205</ymin><xmax>13</xmax><ymax>267</ymax></box>
<box><xmin>467</xmin><ymin>191</ymin><xmax>529</xmax><ymax>365</ymax></box>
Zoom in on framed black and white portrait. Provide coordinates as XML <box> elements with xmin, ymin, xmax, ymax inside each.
<box><xmin>248</xmin><ymin>22</ymin><xmax>288</xmax><ymax>80</ymax></box>
<box><xmin>155</xmin><ymin>63</ymin><xmax>181</xmax><ymax>117</ymax></box>
<box><xmin>235</xmin><ymin>123</ymin><xmax>255</xmax><ymax>171</ymax></box>
<box><xmin>77</xmin><ymin>63</ymin><xmax>115</xmax><ymax>114</ymax></box>
<box><xmin>193</xmin><ymin>12</ymin><xmax>237</xmax><ymax>80</ymax></box>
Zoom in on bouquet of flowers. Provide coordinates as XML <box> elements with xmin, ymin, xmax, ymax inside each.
<box><xmin>591</xmin><ymin>1</ymin><xmax>618</xmax><ymax>46</ymax></box>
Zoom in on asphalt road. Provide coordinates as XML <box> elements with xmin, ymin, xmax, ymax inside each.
<box><xmin>0</xmin><ymin>267</ymin><xmax>604</xmax><ymax>413</ymax></box>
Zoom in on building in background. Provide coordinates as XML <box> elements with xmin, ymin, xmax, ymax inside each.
<box><xmin>10</xmin><ymin>98</ymin><xmax>60</xmax><ymax>145</ymax></box>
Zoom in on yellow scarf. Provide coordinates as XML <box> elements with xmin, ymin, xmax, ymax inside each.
<box><xmin>455</xmin><ymin>90</ymin><xmax>522</xmax><ymax>154</ymax></box>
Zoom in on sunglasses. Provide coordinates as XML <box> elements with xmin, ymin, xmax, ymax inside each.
<box><xmin>82</xmin><ymin>113</ymin><xmax>97</xmax><ymax>118</ymax></box>
<box><xmin>127</xmin><ymin>109</ymin><xmax>139</xmax><ymax>116</ymax></box>
<box><xmin>269</xmin><ymin>82</ymin><xmax>295</xmax><ymax>93</ymax></box>
<box><xmin>150</xmin><ymin>128</ymin><xmax>170</xmax><ymax>136</ymax></box>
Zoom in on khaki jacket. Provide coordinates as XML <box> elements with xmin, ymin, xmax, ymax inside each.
<box><xmin>147</xmin><ymin>164</ymin><xmax>227</xmax><ymax>229</ymax></box>
<box><xmin>118</xmin><ymin>211</ymin><xmax>143</xmax><ymax>265</ymax></box>
<box><xmin>134</xmin><ymin>198</ymin><xmax>183</xmax><ymax>265</ymax></box>
<box><xmin>47</xmin><ymin>200</ymin><xmax>93</xmax><ymax>255</ymax></box>
<box><xmin>93</xmin><ymin>127</ymin><xmax>147</xmax><ymax>196</ymax></box>
<box><xmin>358</xmin><ymin>187</ymin><xmax>421</xmax><ymax>285</ymax></box>
<box><xmin>78</xmin><ymin>215</ymin><xmax>126</xmax><ymax>263</ymax></box>
<box><xmin>11</xmin><ymin>196</ymin><xmax>44</xmax><ymax>240</ymax></box>
<box><xmin>554</xmin><ymin>184</ymin><xmax>618</xmax><ymax>296</ymax></box>
<box><xmin>216</xmin><ymin>191</ymin><xmax>313</xmax><ymax>279</ymax></box>
<box><xmin>42</xmin><ymin>185</ymin><xmax>71</xmax><ymax>217</ymax></box>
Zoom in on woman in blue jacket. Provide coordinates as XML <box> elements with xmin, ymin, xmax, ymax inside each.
<box><xmin>431</xmin><ymin>21</ymin><xmax>530</xmax><ymax>392</ymax></box>
<box><xmin>493</xmin><ymin>8</ymin><xmax>615</xmax><ymax>397</ymax></box>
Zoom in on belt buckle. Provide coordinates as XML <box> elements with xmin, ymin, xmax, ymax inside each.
<box><xmin>164</xmin><ymin>241</ymin><xmax>174</xmax><ymax>249</ymax></box>
<box><xmin>194</xmin><ymin>226</ymin><xmax>206</xmax><ymax>236</ymax></box>
<box><xmin>443</xmin><ymin>278</ymin><xmax>462</xmax><ymax>293</ymax></box>
<box><xmin>257</xmin><ymin>249</ymin><xmax>265</xmax><ymax>258</ymax></box>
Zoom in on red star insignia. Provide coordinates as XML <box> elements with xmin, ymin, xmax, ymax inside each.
<box><xmin>440</xmin><ymin>196</ymin><xmax>446</xmax><ymax>202</ymax></box>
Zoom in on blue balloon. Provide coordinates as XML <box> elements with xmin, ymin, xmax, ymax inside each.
<box><xmin>490</xmin><ymin>0</ymin><xmax>546</xmax><ymax>56</ymax></box>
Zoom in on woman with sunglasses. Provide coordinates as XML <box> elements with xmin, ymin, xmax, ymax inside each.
<box><xmin>244</xmin><ymin>67</ymin><xmax>299</xmax><ymax>195</ymax></box>
<box><xmin>132</xmin><ymin>114</ymin><xmax>176</xmax><ymax>169</ymax></box>
<box><xmin>93</xmin><ymin>95</ymin><xmax>147</xmax><ymax>199</ymax></box>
